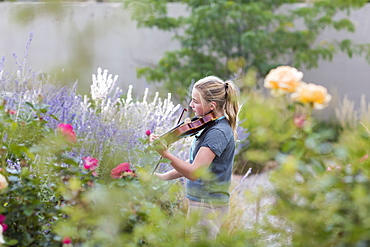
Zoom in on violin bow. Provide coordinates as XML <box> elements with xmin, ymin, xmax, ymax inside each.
<box><xmin>177</xmin><ymin>108</ymin><xmax>188</xmax><ymax>124</ymax></box>
<box><xmin>151</xmin><ymin>108</ymin><xmax>188</xmax><ymax>175</ymax></box>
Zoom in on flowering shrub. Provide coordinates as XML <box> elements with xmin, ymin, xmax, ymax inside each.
<box><xmin>0</xmin><ymin>98</ymin><xmax>82</xmax><ymax>246</ymax></box>
<box><xmin>236</xmin><ymin>65</ymin><xmax>370</xmax><ymax>246</ymax></box>
<box><xmin>236</xmin><ymin>65</ymin><xmax>335</xmax><ymax>173</ymax></box>
<box><xmin>262</xmin><ymin>66</ymin><xmax>334</xmax><ymax>172</ymax></box>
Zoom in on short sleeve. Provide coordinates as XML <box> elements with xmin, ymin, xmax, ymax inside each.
<box><xmin>200</xmin><ymin>128</ymin><xmax>231</xmax><ymax>157</ymax></box>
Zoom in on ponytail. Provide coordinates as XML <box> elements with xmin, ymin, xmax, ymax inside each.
<box><xmin>224</xmin><ymin>80</ymin><xmax>239</xmax><ymax>137</ymax></box>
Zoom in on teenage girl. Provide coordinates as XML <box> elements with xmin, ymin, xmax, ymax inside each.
<box><xmin>150</xmin><ymin>75</ymin><xmax>239</xmax><ymax>241</ymax></box>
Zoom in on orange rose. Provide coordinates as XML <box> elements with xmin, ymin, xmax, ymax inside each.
<box><xmin>291</xmin><ymin>82</ymin><xmax>332</xmax><ymax>109</ymax></box>
<box><xmin>264</xmin><ymin>66</ymin><xmax>303</xmax><ymax>96</ymax></box>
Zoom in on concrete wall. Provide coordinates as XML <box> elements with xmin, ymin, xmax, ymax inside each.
<box><xmin>1</xmin><ymin>2</ymin><xmax>369</xmax><ymax>117</ymax></box>
<box><xmin>300</xmin><ymin>4</ymin><xmax>370</xmax><ymax>118</ymax></box>
<box><xmin>0</xmin><ymin>2</ymin><xmax>185</xmax><ymax>96</ymax></box>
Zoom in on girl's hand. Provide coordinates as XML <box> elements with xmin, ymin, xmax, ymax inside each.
<box><xmin>149</xmin><ymin>134</ymin><xmax>168</xmax><ymax>155</ymax></box>
<box><xmin>149</xmin><ymin>133</ymin><xmax>159</xmax><ymax>144</ymax></box>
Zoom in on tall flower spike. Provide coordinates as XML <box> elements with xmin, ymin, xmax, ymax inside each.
<box><xmin>91</xmin><ymin>67</ymin><xmax>119</xmax><ymax>101</ymax></box>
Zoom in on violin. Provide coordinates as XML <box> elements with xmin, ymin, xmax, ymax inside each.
<box><xmin>151</xmin><ymin>111</ymin><xmax>217</xmax><ymax>175</ymax></box>
<box><xmin>160</xmin><ymin>111</ymin><xmax>217</xmax><ymax>145</ymax></box>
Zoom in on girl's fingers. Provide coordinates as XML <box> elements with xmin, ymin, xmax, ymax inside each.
<box><xmin>149</xmin><ymin>134</ymin><xmax>159</xmax><ymax>143</ymax></box>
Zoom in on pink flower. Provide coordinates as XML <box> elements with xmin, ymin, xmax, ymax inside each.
<box><xmin>83</xmin><ymin>156</ymin><xmax>99</xmax><ymax>171</ymax></box>
<box><xmin>145</xmin><ymin>130</ymin><xmax>152</xmax><ymax>136</ymax></box>
<box><xmin>62</xmin><ymin>236</ymin><xmax>72</xmax><ymax>244</ymax></box>
<box><xmin>57</xmin><ymin>123</ymin><xmax>77</xmax><ymax>143</ymax></box>
<box><xmin>8</xmin><ymin>109</ymin><xmax>16</xmax><ymax>115</ymax></box>
<box><xmin>293</xmin><ymin>115</ymin><xmax>306</xmax><ymax>128</ymax></box>
<box><xmin>0</xmin><ymin>215</ymin><xmax>7</xmax><ymax>232</ymax></box>
<box><xmin>110</xmin><ymin>163</ymin><xmax>135</xmax><ymax>179</ymax></box>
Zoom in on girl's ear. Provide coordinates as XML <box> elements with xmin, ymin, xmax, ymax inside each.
<box><xmin>210</xmin><ymin>101</ymin><xmax>217</xmax><ymax>111</ymax></box>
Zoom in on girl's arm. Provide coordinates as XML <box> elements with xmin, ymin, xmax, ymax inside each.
<box><xmin>155</xmin><ymin>169</ymin><xmax>183</xmax><ymax>181</ymax></box>
<box><xmin>159</xmin><ymin>146</ymin><xmax>216</xmax><ymax>181</ymax></box>
<box><xmin>150</xmin><ymin>134</ymin><xmax>215</xmax><ymax>181</ymax></box>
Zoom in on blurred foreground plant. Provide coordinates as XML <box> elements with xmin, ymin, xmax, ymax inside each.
<box><xmin>247</xmin><ymin>65</ymin><xmax>370</xmax><ymax>245</ymax></box>
<box><xmin>0</xmin><ymin>98</ymin><xmax>87</xmax><ymax>246</ymax></box>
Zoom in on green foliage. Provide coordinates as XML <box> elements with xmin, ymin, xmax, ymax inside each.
<box><xmin>243</xmin><ymin>71</ymin><xmax>370</xmax><ymax>245</ymax></box>
<box><xmin>54</xmin><ymin>173</ymin><xmax>190</xmax><ymax>246</ymax></box>
<box><xmin>0</xmin><ymin>100</ymin><xmax>83</xmax><ymax>246</ymax></box>
<box><xmin>267</xmin><ymin>120</ymin><xmax>370</xmax><ymax>245</ymax></box>
<box><xmin>3</xmin><ymin>39</ymin><xmax>370</xmax><ymax>245</ymax></box>
<box><xmin>123</xmin><ymin>0</ymin><xmax>370</xmax><ymax>99</ymax></box>
<box><xmin>235</xmin><ymin>91</ymin><xmax>296</xmax><ymax>174</ymax></box>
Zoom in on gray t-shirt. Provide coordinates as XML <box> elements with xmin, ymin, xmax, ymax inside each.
<box><xmin>186</xmin><ymin>117</ymin><xmax>235</xmax><ymax>204</ymax></box>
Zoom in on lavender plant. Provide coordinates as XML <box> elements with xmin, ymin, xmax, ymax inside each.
<box><xmin>0</xmin><ymin>35</ymin><xmax>194</xmax><ymax>245</ymax></box>
<box><xmin>1</xmin><ymin>45</ymin><xmax>190</xmax><ymax>177</ymax></box>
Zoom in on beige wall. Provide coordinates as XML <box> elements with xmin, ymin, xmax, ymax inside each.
<box><xmin>300</xmin><ymin>4</ymin><xmax>370</xmax><ymax>118</ymax></box>
<box><xmin>0</xmin><ymin>2</ymin><xmax>369</xmax><ymax>117</ymax></box>
<box><xmin>0</xmin><ymin>2</ymin><xmax>185</xmax><ymax>96</ymax></box>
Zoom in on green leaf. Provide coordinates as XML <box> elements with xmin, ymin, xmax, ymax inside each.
<box><xmin>49</xmin><ymin>114</ymin><xmax>59</xmax><ymax>121</ymax></box>
<box><xmin>5</xmin><ymin>239</ymin><xmax>19</xmax><ymax>246</ymax></box>
<box><xmin>25</xmin><ymin>102</ymin><xmax>35</xmax><ymax>110</ymax></box>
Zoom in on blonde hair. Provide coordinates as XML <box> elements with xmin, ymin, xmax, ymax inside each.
<box><xmin>194</xmin><ymin>76</ymin><xmax>239</xmax><ymax>137</ymax></box>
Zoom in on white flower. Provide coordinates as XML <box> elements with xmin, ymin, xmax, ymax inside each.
<box><xmin>0</xmin><ymin>224</ymin><xmax>5</xmax><ymax>243</ymax></box>
<box><xmin>91</xmin><ymin>67</ymin><xmax>119</xmax><ymax>101</ymax></box>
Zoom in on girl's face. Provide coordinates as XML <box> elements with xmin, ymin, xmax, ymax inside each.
<box><xmin>190</xmin><ymin>88</ymin><xmax>211</xmax><ymax>117</ymax></box>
